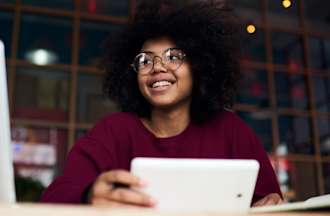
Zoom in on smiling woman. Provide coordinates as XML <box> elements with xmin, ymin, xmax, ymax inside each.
<box><xmin>41</xmin><ymin>0</ymin><xmax>282</xmax><ymax>208</ymax></box>
<box><xmin>103</xmin><ymin>1</ymin><xmax>241</xmax><ymax>124</ymax></box>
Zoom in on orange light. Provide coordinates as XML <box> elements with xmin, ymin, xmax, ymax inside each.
<box><xmin>246</xmin><ymin>24</ymin><xmax>256</xmax><ymax>34</ymax></box>
<box><xmin>282</xmin><ymin>0</ymin><xmax>292</xmax><ymax>8</ymax></box>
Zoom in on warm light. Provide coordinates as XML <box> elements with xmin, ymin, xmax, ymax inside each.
<box><xmin>25</xmin><ymin>49</ymin><xmax>58</xmax><ymax>65</ymax></box>
<box><xmin>282</xmin><ymin>0</ymin><xmax>292</xmax><ymax>8</ymax></box>
<box><xmin>246</xmin><ymin>24</ymin><xmax>256</xmax><ymax>34</ymax></box>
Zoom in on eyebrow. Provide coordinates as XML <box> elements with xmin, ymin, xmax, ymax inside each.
<box><xmin>139</xmin><ymin>47</ymin><xmax>180</xmax><ymax>54</ymax></box>
<box><xmin>139</xmin><ymin>50</ymin><xmax>154</xmax><ymax>54</ymax></box>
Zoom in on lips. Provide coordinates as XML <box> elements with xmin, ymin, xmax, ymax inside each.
<box><xmin>151</xmin><ymin>80</ymin><xmax>172</xmax><ymax>88</ymax></box>
<box><xmin>147</xmin><ymin>76</ymin><xmax>176</xmax><ymax>89</ymax></box>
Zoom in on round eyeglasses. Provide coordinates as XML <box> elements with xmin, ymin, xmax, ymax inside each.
<box><xmin>131</xmin><ymin>48</ymin><xmax>186</xmax><ymax>75</ymax></box>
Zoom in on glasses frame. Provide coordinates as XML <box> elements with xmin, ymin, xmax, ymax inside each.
<box><xmin>130</xmin><ymin>47</ymin><xmax>186</xmax><ymax>74</ymax></box>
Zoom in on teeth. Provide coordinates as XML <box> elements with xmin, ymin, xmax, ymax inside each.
<box><xmin>152</xmin><ymin>81</ymin><xmax>172</xmax><ymax>88</ymax></box>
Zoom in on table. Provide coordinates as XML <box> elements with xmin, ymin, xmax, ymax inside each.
<box><xmin>0</xmin><ymin>203</ymin><xmax>329</xmax><ymax>216</ymax></box>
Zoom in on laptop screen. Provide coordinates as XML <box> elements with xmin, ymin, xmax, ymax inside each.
<box><xmin>0</xmin><ymin>40</ymin><xmax>16</xmax><ymax>203</ymax></box>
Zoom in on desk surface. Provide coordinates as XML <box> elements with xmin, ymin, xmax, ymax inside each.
<box><xmin>0</xmin><ymin>203</ymin><xmax>329</xmax><ymax>216</ymax></box>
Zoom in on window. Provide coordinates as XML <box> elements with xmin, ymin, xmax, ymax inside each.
<box><xmin>2</xmin><ymin>0</ymin><xmax>329</xmax><ymax>202</ymax></box>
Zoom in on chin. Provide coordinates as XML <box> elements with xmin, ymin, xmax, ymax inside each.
<box><xmin>150</xmin><ymin>100</ymin><xmax>176</xmax><ymax>109</ymax></box>
<box><xmin>149</xmin><ymin>96</ymin><xmax>191</xmax><ymax>111</ymax></box>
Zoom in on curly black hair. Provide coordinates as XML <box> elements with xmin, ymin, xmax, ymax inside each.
<box><xmin>102</xmin><ymin>0</ymin><xmax>241</xmax><ymax>124</ymax></box>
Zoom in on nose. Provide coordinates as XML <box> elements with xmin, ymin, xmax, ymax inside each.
<box><xmin>152</xmin><ymin>56</ymin><xmax>167</xmax><ymax>73</ymax></box>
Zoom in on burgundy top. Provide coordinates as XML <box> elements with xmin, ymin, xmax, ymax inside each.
<box><xmin>41</xmin><ymin>110</ymin><xmax>281</xmax><ymax>204</ymax></box>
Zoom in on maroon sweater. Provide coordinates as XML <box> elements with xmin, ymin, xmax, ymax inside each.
<box><xmin>41</xmin><ymin>110</ymin><xmax>281</xmax><ymax>204</ymax></box>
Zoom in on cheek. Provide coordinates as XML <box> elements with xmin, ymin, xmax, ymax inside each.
<box><xmin>179</xmin><ymin>67</ymin><xmax>193</xmax><ymax>90</ymax></box>
<box><xmin>186</xmin><ymin>73</ymin><xmax>193</xmax><ymax>87</ymax></box>
<box><xmin>137</xmin><ymin>76</ymin><xmax>147</xmax><ymax>96</ymax></box>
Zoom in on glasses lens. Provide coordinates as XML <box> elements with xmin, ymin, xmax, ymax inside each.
<box><xmin>133</xmin><ymin>53</ymin><xmax>153</xmax><ymax>73</ymax></box>
<box><xmin>163</xmin><ymin>49</ymin><xmax>185</xmax><ymax>70</ymax></box>
<box><xmin>132</xmin><ymin>49</ymin><xmax>186</xmax><ymax>74</ymax></box>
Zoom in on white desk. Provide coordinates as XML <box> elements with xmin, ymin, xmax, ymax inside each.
<box><xmin>0</xmin><ymin>203</ymin><xmax>328</xmax><ymax>216</ymax></box>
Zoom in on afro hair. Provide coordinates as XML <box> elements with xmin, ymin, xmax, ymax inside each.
<box><xmin>102</xmin><ymin>0</ymin><xmax>241</xmax><ymax>124</ymax></box>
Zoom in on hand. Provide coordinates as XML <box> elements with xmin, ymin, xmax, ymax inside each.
<box><xmin>88</xmin><ymin>169</ymin><xmax>156</xmax><ymax>207</ymax></box>
<box><xmin>252</xmin><ymin>193</ymin><xmax>283</xmax><ymax>207</ymax></box>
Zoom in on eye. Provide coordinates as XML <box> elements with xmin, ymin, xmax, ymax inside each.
<box><xmin>166</xmin><ymin>49</ymin><xmax>184</xmax><ymax>62</ymax></box>
<box><xmin>139</xmin><ymin>58</ymin><xmax>152</xmax><ymax>65</ymax></box>
<box><xmin>137</xmin><ymin>54</ymin><xmax>153</xmax><ymax>66</ymax></box>
<box><xmin>168</xmin><ymin>54</ymin><xmax>180</xmax><ymax>61</ymax></box>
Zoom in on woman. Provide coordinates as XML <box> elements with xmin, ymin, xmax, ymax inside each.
<box><xmin>41</xmin><ymin>1</ymin><xmax>282</xmax><ymax>207</ymax></box>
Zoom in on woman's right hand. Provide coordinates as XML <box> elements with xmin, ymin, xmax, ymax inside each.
<box><xmin>88</xmin><ymin>170</ymin><xmax>156</xmax><ymax>207</ymax></box>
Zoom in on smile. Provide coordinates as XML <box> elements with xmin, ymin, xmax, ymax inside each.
<box><xmin>151</xmin><ymin>80</ymin><xmax>173</xmax><ymax>88</ymax></box>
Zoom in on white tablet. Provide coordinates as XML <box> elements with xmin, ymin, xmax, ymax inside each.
<box><xmin>131</xmin><ymin>157</ymin><xmax>259</xmax><ymax>213</ymax></box>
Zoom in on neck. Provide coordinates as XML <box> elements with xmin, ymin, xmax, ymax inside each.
<box><xmin>142</xmin><ymin>104</ymin><xmax>190</xmax><ymax>138</ymax></box>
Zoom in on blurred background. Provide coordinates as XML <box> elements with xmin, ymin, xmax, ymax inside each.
<box><xmin>0</xmin><ymin>0</ymin><xmax>329</xmax><ymax>203</ymax></box>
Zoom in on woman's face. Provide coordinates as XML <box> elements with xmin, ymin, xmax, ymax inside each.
<box><xmin>136</xmin><ymin>37</ymin><xmax>193</xmax><ymax>110</ymax></box>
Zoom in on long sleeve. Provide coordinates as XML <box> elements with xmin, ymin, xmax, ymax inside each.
<box><xmin>41</xmin><ymin>119</ymin><xmax>115</xmax><ymax>203</ymax></box>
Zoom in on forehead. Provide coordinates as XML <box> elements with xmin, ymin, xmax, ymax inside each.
<box><xmin>141</xmin><ymin>37</ymin><xmax>176</xmax><ymax>53</ymax></box>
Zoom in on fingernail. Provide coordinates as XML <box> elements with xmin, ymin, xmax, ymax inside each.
<box><xmin>138</xmin><ymin>179</ymin><xmax>148</xmax><ymax>187</ymax></box>
<box><xmin>149</xmin><ymin>198</ymin><xmax>157</xmax><ymax>206</ymax></box>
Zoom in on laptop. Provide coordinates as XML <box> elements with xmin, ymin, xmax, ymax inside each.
<box><xmin>131</xmin><ymin>157</ymin><xmax>260</xmax><ymax>213</ymax></box>
<box><xmin>0</xmin><ymin>40</ymin><xmax>16</xmax><ymax>203</ymax></box>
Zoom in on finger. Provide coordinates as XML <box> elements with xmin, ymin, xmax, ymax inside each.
<box><xmin>253</xmin><ymin>194</ymin><xmax>282</xmax><ymax>207</ymax></box>
<box><xmin>91</xmin><ymin>198</ymin><xmax>135</xmax><ymax>207</ymax></box>
<box><xmin>91</xmin><ymin>198</ymin><xmax>117</xmax><ymax>206</ymax></box>
<box><xmin>93</xmin><ymin>179</ymin><xmax>114</xmax><ymax>196</ymax></box>
<box><xmin>273</xmin><ymin>194</ymin><xmax>284</xmax><ymax>204</ymax></box>
<box><xmin>277</xmin><ymin>198</ymin><xmax>284</xmax><ymax>204</ymax></box>
<box><xmin>267</xmin><ymin>193</ymin><xmax>282</xmax><ymax>205</ymax></box>
<box><xmin>264</xmin><ymin>197</ymin><xmax>277</xmax><ymax>206</ymax></box>
<box><xmin>101</xmin><ymin>170</ymin><xmax>146</xmax><ymax>187</ymax></box>
<box><xmin>253</xmin><ymin>196</ymin><xmax>270</xmax><ymax>207</ymax></box>
<box><xmin>107</xmin><ymin>188</ymin><xmax>156</xmax><ymax>207</ymax></box>
<box><xmin>253</xmin><ymin>198</ymin><xmax>266</xmax><ymax>207</ymax></box>
<box><xmin>92</xmin><ymin>198</ymin><xmax>149</xmax><ymax>209</ymax></box>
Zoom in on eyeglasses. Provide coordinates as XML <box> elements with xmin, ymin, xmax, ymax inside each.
<box><xmin>131</xmin><ymin>48</ymin><xmax>186</xmax><ymax>75</ymax></box>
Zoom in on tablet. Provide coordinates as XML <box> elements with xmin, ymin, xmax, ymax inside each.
<box><xmin>131</xmin><ymin>157</ymin><xmax>259</xmax><ymax>212</ymax></box>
